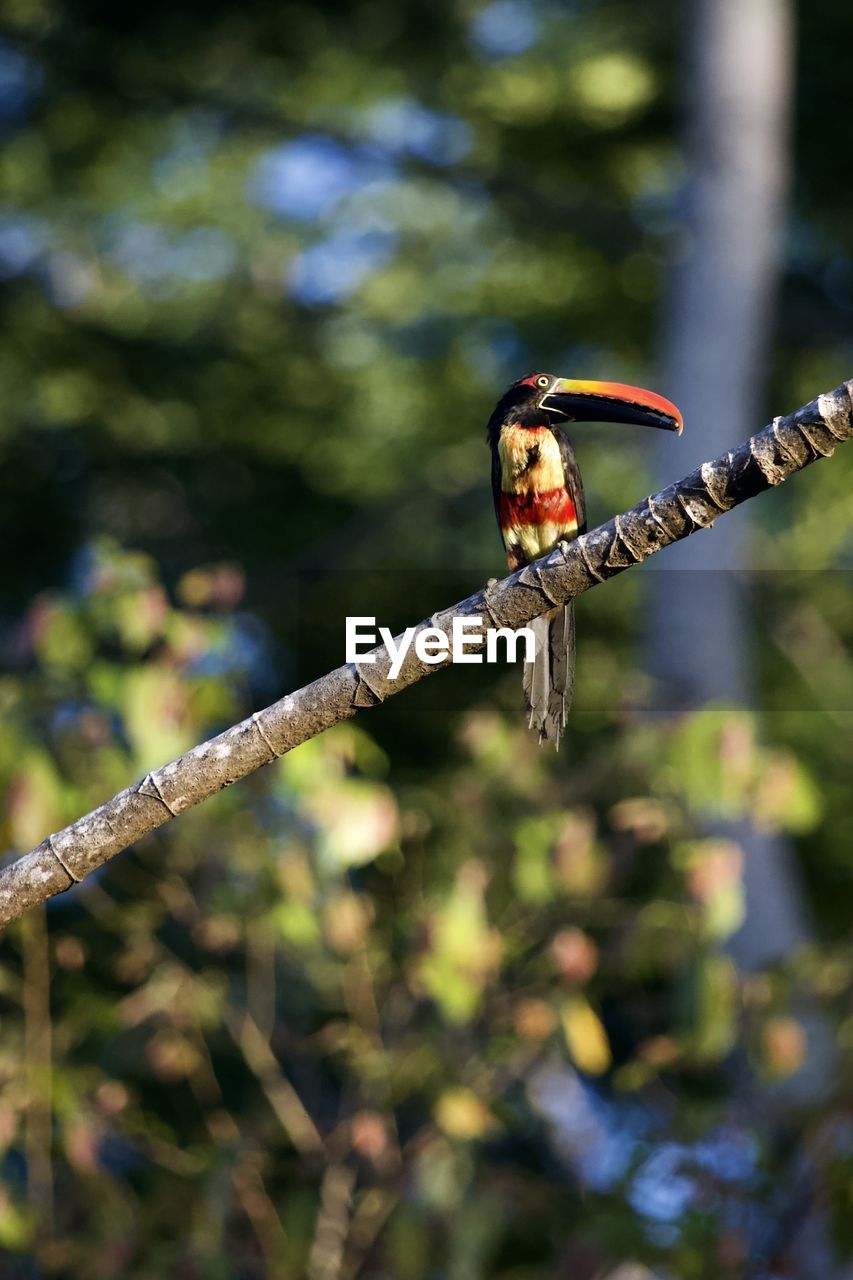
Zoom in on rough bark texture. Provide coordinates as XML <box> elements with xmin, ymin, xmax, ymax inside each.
<box><xmin>0</xmin><ymin>379</ymin><xmax>850</xmax><ymax>928</ymax></box>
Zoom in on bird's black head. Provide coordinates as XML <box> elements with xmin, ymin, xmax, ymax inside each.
<box><xmin>486</xmin><ymin>373</ymin><xmax>556</xmax><ymax>441</ymax></box>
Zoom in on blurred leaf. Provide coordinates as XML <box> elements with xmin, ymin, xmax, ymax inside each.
<box><xmin>0</xmin><ymin>1192</ymin><xmax>31</xmax><ymax>1251</ymax></box>
<box><xmin>323</xmin><ymin>891</ymin><xmax>374</xmax><ymax>953</ymax></box>
<box><xmin>760</xmin><ymin>1015</ymin><xmax>807</xmax><ymax>1080</ymax></box>
<box><xmin>513</xmin><ymin>997</ymin><xmax>556</xmax><ymax>1042</ymax></box>
<box><xmin>121</xmin><ymin>664</ymin><xmax>199</xmax><ymax>768</ymax></box>
<box><xmin>418</xmin><ymin>860</ymin><xmax>502</xmax><ymax>1023</ymax></box>
<box><xmin>273</xmin><ymin>899</ymin><xmax>320</xmax><ymax>948</ymax></box>
<box><xmin>435</xmin><ymin>1087</ymin><xmax>494</xmax><ymax>1141</ymax></box>
<box><xmin>413</xmin><ymin>1138</ymin><xmax>474</xmax><ymax>1213</ymax></box>
<box><xmin>554</xmin><ymin>809</ymin><xmax>607</xmax><ymax>896</ymax></box>
<box><xmin>7</xmin><ymin>751</ymin><xmax>63</xmax><ymax>848</ymax></box>
<box><xmin>678</xmin><ymin>839</ymin><xmax>745</xmax><ymax>940</ymax></box>
<box><xmin>305</xmin><ymin>778</ymin><xmax>398</xmax><ymax>872</ymax></box>
<box><xmin>385</xmin><ymin>1202</ymin><xmax>433</xmax><ymax>1280</ymax></box>
<box><xmin>690</xmin><ymin>953</ymin><xmax>738</xmax><ymax>1061</ymax></box>
<box><xmin>560</xmin><ymin>994</ymin><xmax>612</xmax><ymax>1076</ymax></box>
<box><xmin>30</xmin><ymin>598</ymin><xmax>93</xmax><ymax>672</ymax></box>
<box><xmin>513</xmin><ymin>814</ymin><xmax>555</xmax><ymax>904</ymax></box>
<box><xmin>753</xmin><ymin>752</ymin><xmax>821</xmax><ymax>834</ymax></box>
<box><xmin>667</xmin><ymin>709</ymin><xmax>757</xmax><ymax>820</ymax></box>
<box><xmin>550</xmin><ymin>927</ymin><xmax>599</xmax><ymax>986</ymax></box>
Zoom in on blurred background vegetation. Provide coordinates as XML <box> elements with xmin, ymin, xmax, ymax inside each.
<box><xmin>0</xmin><ymin>0</ymin><xmax>852</xmax><ymax>1275</ymax></box>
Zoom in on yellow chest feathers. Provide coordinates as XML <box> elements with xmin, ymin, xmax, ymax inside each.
<box><xmin>498</xmin><ymin>424</ymin><xmax>565</xmax><ymax>493</ymax></box>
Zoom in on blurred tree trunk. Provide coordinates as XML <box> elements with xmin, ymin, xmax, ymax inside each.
<box><xmin>651</xmin><ymin>2</ymin><xmax>839</xmax><ymax>1272</ymax></box>
<box><xmin>653</xmin><ymin>0</ymin><xmax>838</xmax><ymax>1087</ymax></box>
<box><xmin>651</xmin><ymin>0</ymin><xmax>809</xmax><ymax>986</ymax></box>
<box><xmin>652</xmin><ymin>0</ymin><xmax>792</xmax><ymax>702</ymax></box>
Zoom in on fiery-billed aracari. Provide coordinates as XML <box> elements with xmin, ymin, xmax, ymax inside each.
<box><xmin>487</xmin><ymin>374</ymin><xmax>683</xmax><ymax>744</ymax></box>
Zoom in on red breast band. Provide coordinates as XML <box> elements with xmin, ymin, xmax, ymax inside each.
<box><xmin>499</xmin><ymin>487</ymin><xmax>577</xmax><ymax>529</ymax></box>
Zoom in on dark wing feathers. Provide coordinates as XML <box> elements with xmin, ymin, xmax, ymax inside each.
<box><xmin>551</xmin><ymin>426</ymin><xmax>586</xmax><ymax>535</ymax></box>
<box><xmin>491</xmin><ymin>440</ymin><xmax>503</xmax><ymax>530</ymax></box>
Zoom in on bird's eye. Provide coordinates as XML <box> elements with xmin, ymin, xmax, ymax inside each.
<box><xmin>536</xmin><ymin>375</ymin><xmax>550</xmax><ymax>388</ymax></box>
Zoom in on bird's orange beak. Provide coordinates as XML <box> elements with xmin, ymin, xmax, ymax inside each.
<box><xmin>540</xmin><ymin>378</ymin><xmax>683</xmax><ymax>435</ymax></box>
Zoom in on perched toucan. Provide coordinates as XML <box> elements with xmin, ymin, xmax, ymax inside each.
<box><xmin>487</xmin><ymin>374</ymin><xmax>683</xmax><ymax>744</ymax></box>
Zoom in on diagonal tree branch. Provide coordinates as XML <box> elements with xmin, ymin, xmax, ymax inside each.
<box><xmin>1</xmin><ymin>380</ymin><xmax>851</xmax><ymax>928</ymax></box>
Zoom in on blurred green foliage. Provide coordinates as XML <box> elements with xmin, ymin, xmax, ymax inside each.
<box><xmin>0</xmin><ymin>0</ymin><xmax>852</xmax><ymax>1274</ymax></box>
<box><xmin>1</xmin><ymin>542</ymin><xmax>848</xmax><ymax>1277</ymax></box>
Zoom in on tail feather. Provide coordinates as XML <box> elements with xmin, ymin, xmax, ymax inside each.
<box><xmin>522</xmin><ymin>604</ymin><xmax>575</xmax><ymax>746</ymax></box>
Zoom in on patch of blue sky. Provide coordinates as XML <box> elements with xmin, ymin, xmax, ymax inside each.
<box><xmin>0</xmin><ymin>40</ymin><xmax>43</xmax><ymax>119</ymax></box>
<box><xmin>693</xmin><ymin>1126</ymin><xmax>759</xmax><ymax>1185</ymax></box>
<box><xmin>628</xmin><ymin>1142</ymin><xmax>697</xmax><ymax>1224</ymax></box>
<box><xmin>459</xmin><ymin>318</ymin><xmax>525</xmax><ymax>384</ymax></box>
<box><xmin>364</xmin><ymin>99</ymin><xmax>472</xmax><ymax>167</ymax></box>
<box><xmin>153</xmin><ymin>112</ymin><xmax>224</xmax><ymax>201</ymax></box>
<box><xmin>533</xmin><ymin>1064</ymin><xmax>762</xmax><ymax>1237</ymax></box>
<box><xmin>342</xmin><ymin>172</ymin><xmax>486</xmax><ymax>241</ymax></box>
<box><xmin>552</xmin><ymin>342</ymin><xmax>621</xmax><ymax>378</ymax></box>
<box><xmin>153</xmin><ymin>149</ymin><xmax>210</xmax><ymax>202</ymax></box>
<box><xmin>44</xmin><ymin>251</ymin><xmax>94</xmax><ymax>309</ymax></box>
<box><xmin>470</xmin><ymin>0</ymin><xmax>540</xmax><ymax>58</ymax></box>
<box><xmin>173</xmin><ymin>227</ymin><xmax>236</xmax><ymax>282</ymax></box>
<box><xmin>0</xmin><ymin>213</ymin><xmax>43</xmax><ymax>279</ymax></box>
<box><xmin>69</xmin><ymin>542</ymin><xmax>102</xmax><ymax>596</ymax></box>
<box><xmin>105</xmin><ymin>219</ymin><xmax>236</xmax><ymax>285</ymax></box>
<box><xmin>250</xmin><ymin>134</ymin><xmax>396</xmax><ymax>222</ymax></box>
<box><xmin>49</xmin><ymin>702</ymin><xmax>106</xmax><ymax>737</ymax></box>
<box><xmin>287</xmin><ymin>230</ymin><xmax>396</xmax><ymax>305</ymax></box>
<box><xmin>631</xmin><ymin>169</ymin><xmax>682</xmax><ymax>237</ymax></box>
<box><xmin>105</xmin><ymin>221</ymin><xmax>174</xmax><ymax>283</ymax></box>
<box><xmin>530</xmin><ymin>1068</ymin><xmax>648</xmax><ymax>1193</ymax></box>
<box><xmin>187</xmin><ymin>615</ymin><xmax>271</xmax><ymax>682</ymax></box>
<box><xmin>330</xmin><ymin>184</ymin><xmax>397</xmax><ymax>238</ymax></box>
